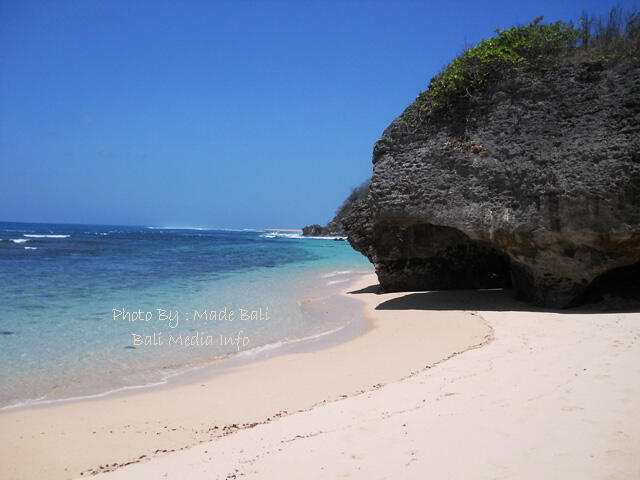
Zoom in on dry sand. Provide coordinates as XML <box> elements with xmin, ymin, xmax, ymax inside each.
<box><xmin>0</xmin><ymin>274</ymin><xmax>491</xmax><ymax>479</ymax></box>
<box><xmin>95</xmin><ymin>276</ymin><xmax>640</xmax><ymax>479</ymax></box>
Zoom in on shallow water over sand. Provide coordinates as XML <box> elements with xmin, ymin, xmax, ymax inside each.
<box><xmin>0</xmin><ymin>221</ymin><xmax>371</xmax><ymax>409</ymax></box>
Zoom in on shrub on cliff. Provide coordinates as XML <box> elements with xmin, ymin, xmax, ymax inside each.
<box><xmin>334</xmin><ymin>179</ymin><xmax>370</xmax><ymax>222</ymax></box>
<box><xmin>418</xmin><ymin>7</ymin><xmax>640</xmax><ymax>116</ymax></box>
<box><xmin>302</xmin><ymin>179</ymin><xmax>369</xmax><ymax>236</ymax></box>
<box><xmin>418</xmin><ymin>17</ymin><xmax>578</xmax><ymax>114</ymax></box>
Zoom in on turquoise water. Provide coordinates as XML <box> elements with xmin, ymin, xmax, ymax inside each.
<box><xmin>0</xmin><ymin>222</ymin><xmax>372</xmax><ymax>409</ymax></box>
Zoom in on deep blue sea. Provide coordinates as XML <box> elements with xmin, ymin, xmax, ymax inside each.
<box><xmin>0</xmin><ymin>221</ymin><xmax>371</xmax><ymax>409</ymax></box>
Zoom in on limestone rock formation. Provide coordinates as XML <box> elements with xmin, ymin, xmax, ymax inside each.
<box><xmin>344</xmin><ymin>60</ymin><xmax>640</xmax><ymax>307</ymax></box>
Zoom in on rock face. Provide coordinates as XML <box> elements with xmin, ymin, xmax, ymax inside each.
<box><xmin>344</xmin><ymin>60</ymin><xmax>640</xmax><ymax>307</ymax></box>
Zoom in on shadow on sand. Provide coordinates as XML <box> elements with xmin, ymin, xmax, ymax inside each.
<box><xmin>348</xmin><ymin>285</ymin><xmax>640</xmax><ymax>314</ymax></box>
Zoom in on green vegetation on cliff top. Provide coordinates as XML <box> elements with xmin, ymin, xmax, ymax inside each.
<box><xmin>418</xmin><ymin>7</ymin><xmax>640</xmax><ymax>114</ymax></box>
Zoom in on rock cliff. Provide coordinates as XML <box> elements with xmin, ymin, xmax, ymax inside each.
<box><xmin>344</xmin><ymin>58</ymin><xmax>640</xmax><ymax>307</ymax></box>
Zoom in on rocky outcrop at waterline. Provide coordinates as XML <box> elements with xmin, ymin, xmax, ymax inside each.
<box><xmin>301</xmin><ymin>222</ymin><xmax>344</xmax><ymax>237</ymax></box>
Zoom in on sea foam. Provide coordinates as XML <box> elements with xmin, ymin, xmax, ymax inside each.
<box><xmin>23</xmin><ymin>234</ymin><xmax>70</xmax><ymax>238</ymax></box>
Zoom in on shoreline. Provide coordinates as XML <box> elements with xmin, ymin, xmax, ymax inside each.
<box><xmin>0</xmin><ymin>273</ymin><xmax>490</xmax><ymax>479</ymax></box>
<box><xmin>0</xmin><ymin>272</ymin><xmax>370</xmax><ymax>413</ymax></box>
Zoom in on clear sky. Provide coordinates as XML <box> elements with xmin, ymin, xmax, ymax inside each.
<box><xmin>1</xmin><ymin>0</ymin><xmax>636</xmax><ymax>228</ymax></box>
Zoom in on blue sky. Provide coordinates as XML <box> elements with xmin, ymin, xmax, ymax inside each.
<box><xmin>1</xmin><ymin>0</ymin><xmax>636</xmax><ymax>228</ymax></box>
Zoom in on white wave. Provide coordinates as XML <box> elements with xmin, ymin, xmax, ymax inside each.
<box><xmin>259</xmin><ymin>232</ymin><xmax>303</xmax><ymax>239</ymax></box>
<box><xmin>10</xmin><ymin>238</ymin><xmax>30</xmax><ymax>244</ymax></box>
<box><xmin>148</xmin><ymin>226</ymin><xmax>263</xmax><ymax>233</ymax></box>
<box><xmin>262</xmin><ymin>232</ymin><xmax>304</xmax><ymax>239</ymax></box>
<box><xmin>147</xmin><ymin>226</ymin><xmax>210</xmax><ymax>231</ymax></box>
<box><xmin>234</xmin><ymin>340</ymin><xmax>286</xmax><ymax>357</ymax></box>
<box><xmin>321</xmin><ymin>270</ymin><xmax>353</xmax><ymax>278</ymax></box>
<box><xmin>302</xmin><ymin>235</ymin><xmax>347</xmax><ymax>240</ymax></box>
<box><xmin>0</xmin><ymin>378</ymin><xmax>171</xmax><ymax>412</ymax></box>
<box><xmin>24</xmin><ymin>246</ymin><xmax>38</xmax><ymax>250</ymax></box>
<box><xmin>235</xmin><ymin>323</ymin><xmax>349</xmax><ymax>359</ymax></box>
<box><xmin>23</xmin><ymin>234</ymin><xmax>70</xmax><ymax>238</ymax></box>
<box><xmin>327</xmin><ymin>278</ymin><xmax>350</xmax><ymax>286</ymax></box>
<box><xmin>219</xmin><ymin>227</ymin><xmax>263</xmax><ymax>232</ymax></box>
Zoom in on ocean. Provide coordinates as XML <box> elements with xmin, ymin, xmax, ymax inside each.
<box><xmin>0</xmin><ymin>221</ymin><xmax>372</xmax><ymax>410</ymax></box>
